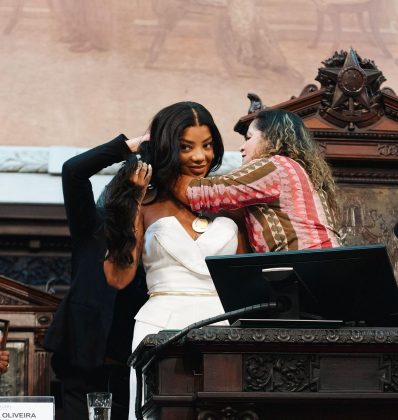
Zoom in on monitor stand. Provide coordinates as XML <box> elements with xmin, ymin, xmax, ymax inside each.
<box><xmin>231</xmin><ymin>268</ymin><xmax>345</xmax><ymax>328</ymax></box>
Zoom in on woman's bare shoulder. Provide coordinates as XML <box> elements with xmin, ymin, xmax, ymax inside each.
<box><xmin>142</xmin><ymin>198</ymin><xmax>176</xmax><ymax>230</ymax></box>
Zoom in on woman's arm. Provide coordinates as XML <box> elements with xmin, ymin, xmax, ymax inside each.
<box><xmin>104</xmin><ymin>212</ymin><xmax>145</xmax><ymax>289</ymax></box>
<box><xmin>104</xmin><ymin>161</ymin><xmax>152</xmax><ymax>289</ymax></box>
<box><xmin>173</xmin><ymin>158</ymin><xmax>281</xmax><ymax>213</ymax></box>
<box><xmin>62</xmin><ymin>135</ymin><xmax>132</xmax><ymax>240</ymax></box>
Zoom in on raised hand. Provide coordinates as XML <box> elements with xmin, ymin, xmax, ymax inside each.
<box><xmin>125</xmin><ymin>134</ymin><xmax>150</xmax><ymax>153</ymax></box>
<box><xmin>129</xmin><ymin>161</ymin><xmax>152</xmax><ymax>203</ymax></box>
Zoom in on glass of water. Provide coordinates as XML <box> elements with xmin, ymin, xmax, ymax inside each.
<box><xmin>87</xmin><ymin>392</ymin><xmax>112</xmax><ymax>420</ymax></box>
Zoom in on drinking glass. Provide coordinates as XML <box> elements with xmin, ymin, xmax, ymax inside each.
<box><xmin>87</xmin><ymin>392</ymin><xmax>112</xmax><ymax>420</ymax></box>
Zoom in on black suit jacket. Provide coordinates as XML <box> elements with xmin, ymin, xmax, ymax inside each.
<box><xmin>44</xmin><ymin>135</ymin><xmax>147</xmax><ymax>371</ymax></box>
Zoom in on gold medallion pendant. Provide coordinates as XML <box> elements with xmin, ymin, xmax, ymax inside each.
<box><xmin>192</xmin><ymin>216</ymin><xmax>210</xmax><ymax>233</ymax></box>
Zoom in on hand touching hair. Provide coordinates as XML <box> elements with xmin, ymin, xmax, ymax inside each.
<box><xmin>103</xmin><ymin>149</ymin><xmax>152</xmax><ymax>268</ymax></box>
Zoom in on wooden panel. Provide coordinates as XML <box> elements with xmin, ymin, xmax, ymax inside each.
<box><xmin>319</xmin><ymin>356</ymin><xmax>380</xmax><ymax>392</ymax></box>
<box><xmin>325</xmin><ymin>142</ymin><xmax>398</xmax><ymax>160</ymax></box>
<box><xmin>147</xmin><ymin>405</ymin><xmax>195</xmax><ymax>420</ymax></box>
<box><xmin>158</xmin><ymin>357</ymin><xmax>194</xmax><ymax>395</ymax></box>
<box><xmin>203</xmin><ymin>354</ymin><xmax>242</xmax><ymax>392</ymax></box>
<box><xmin>370</xmin><ymin>117</ymin><xmax>398</xmax><ymax>131</ymax></box>
<box><xmin>304</xmin><ymin>116</ymin><xmax>337</xmax><ymax>130</ymax></box>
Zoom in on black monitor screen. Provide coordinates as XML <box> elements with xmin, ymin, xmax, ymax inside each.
<box><xmin>206</xmin><ymin>245</ymin><xmax>398</xmax><ymax>326</ymax></box>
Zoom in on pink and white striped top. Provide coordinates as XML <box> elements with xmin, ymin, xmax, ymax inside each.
<box><xmin>187</xmin><ymin>155</ymin><xmax>341</xmax><ymax>253</ymax></box>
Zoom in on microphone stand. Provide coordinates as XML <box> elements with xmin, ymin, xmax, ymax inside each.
<box><xmin>130</xmin><ymin>301</ymin><xmax>280</xmax><ymax>420</ymax></box>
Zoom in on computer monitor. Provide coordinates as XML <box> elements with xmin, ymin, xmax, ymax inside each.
<box><xmin>206</xmin><ymin>244</ymin><xmax>398</xmax><ymax>326</ymax></box>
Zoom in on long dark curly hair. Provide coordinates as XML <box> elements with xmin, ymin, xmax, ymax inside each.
<box><xmin>104</xmin><ymin>101</ymin><xmax>224</xmax><ymax>268</ymax></box>
<box><xmin>146</xmin><ymin>101</ymin><xmax>223</xmax><ymax>191</ymax></box>
<box><xmin>253</xmin><ymin>109</ymin><xmax>339</xmax><ymax>222</ymax></box>
<box><xmin>102</xmin><ymin>151</ymin><xmax>147</xmax><ymax>268</ymax></box>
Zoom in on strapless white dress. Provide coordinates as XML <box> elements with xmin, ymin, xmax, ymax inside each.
<box><xmin>128</xmin><ymin>216</ymin><xmax>238</xmax><ymax>419</ymax></box>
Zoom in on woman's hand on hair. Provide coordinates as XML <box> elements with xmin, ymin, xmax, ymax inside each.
<box><xmin>126</xmin><ymin>134</ymin><xmax>150</xmax><ymax>153</ymax></box>
<box><xmin>0</xmin><ymin>350</ymin><xmax>10</xmax><ymax>375</ymax></box>
<box><xmin>129</xmin><ymin>161</ymin><xmax>152</xmax><ymax>202</ymax></box>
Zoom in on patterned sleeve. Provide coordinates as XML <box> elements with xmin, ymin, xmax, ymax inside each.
<box><xmin>187</xmin><ymin>157</ymin><xmax>281</xmax><ymax>213</ymax></box>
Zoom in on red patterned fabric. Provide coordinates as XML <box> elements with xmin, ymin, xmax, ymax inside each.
<box><xmin>187</xmin><ymin>155</ymin><xmax>340</xmax><ymax>253</ymax></box>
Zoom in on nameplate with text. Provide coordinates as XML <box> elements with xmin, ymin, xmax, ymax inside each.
<box><xmin>0</xmin><ymin>399</ymin><xmax>54</xmax><ymax>420</ymax></box>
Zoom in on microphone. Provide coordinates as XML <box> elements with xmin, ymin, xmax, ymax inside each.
<box><xmin>130</xmin><ymin>301</ymin><xmax>281</xmax><ymax>419</ymax></box>
<box><xmin>394</xmin><ymin>222</ymin><xmax>398</xmax><ymax>238</ymax></box>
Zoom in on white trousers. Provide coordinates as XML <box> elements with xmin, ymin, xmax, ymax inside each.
<box><xmin>128</xmin><ymin>321</ymin><xmax>162</xmax><ymax>420</ymax></box>
<box><xmin>128</xmin><ymin>296</ymin><xmax>228</xmax><ymax>420</ymax></box>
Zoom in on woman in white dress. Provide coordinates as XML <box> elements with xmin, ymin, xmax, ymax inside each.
<box><xmin>102</xmin><ymin>101</ymin><xmax>248</xmax><ymax>419</ymax></box>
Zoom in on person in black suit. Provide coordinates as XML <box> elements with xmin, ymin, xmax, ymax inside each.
<box><xmin>44</xmin><ymin>135</ymin><xmax>148</xmax><ymax>420</ymax></box>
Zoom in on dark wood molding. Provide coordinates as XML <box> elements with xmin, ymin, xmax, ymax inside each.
<box><xmin>0</xmin><ymin>275</ymin><xmax>60</xmax><ymax>307</ymax></box>
<box><xmin>136</xmin><ymin>326</ymin><xmax>398</xmax><ymax>349</ymax></box>
<box><xmin>0</xmin><ymin>203</ymin><xmax>69</xmax><ymax>238</ymax></box>
<box><xmin>0</xmin><ymin>275</ymin><xmax>60</xmax><ymax>306</ymax></box>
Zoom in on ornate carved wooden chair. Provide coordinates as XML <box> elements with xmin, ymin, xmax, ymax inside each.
<box><xmin>235</xmin><ymin>48</ymin><xmax>398</xmax><ymax>280</ymax></box>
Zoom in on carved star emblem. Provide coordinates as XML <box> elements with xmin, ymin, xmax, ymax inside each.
<box><xmin>321</xmin><ymin>48</ymin><xmax>381</xmax><ymax>110</ymax></box>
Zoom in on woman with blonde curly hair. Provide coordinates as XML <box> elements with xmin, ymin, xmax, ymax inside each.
<box><xmin>174</xmin><ymin>108</ymin><xmax>341</xmax><ymax>253</ymax></box>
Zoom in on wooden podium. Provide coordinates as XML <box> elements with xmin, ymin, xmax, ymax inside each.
<box><xmin>133</xmin><ymin>326</ymin><xmax>398</xmax><ymax>419</ymax></box>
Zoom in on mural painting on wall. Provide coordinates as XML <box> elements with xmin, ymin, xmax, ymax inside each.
<box><xmin>2</xmin><ymin>0</ymin><xmax>398</xmax><ymax>148</ymax></box>
<box><xmin>339</xmin><ymin>186</ymin><xmax>398</xmax><ymax>281</ymax></box>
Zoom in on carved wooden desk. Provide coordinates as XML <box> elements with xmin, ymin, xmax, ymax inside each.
<box><xmin>133</xmin><ymin>326</ymin><xmax>398</xmax><ymax>420</ymax></box>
